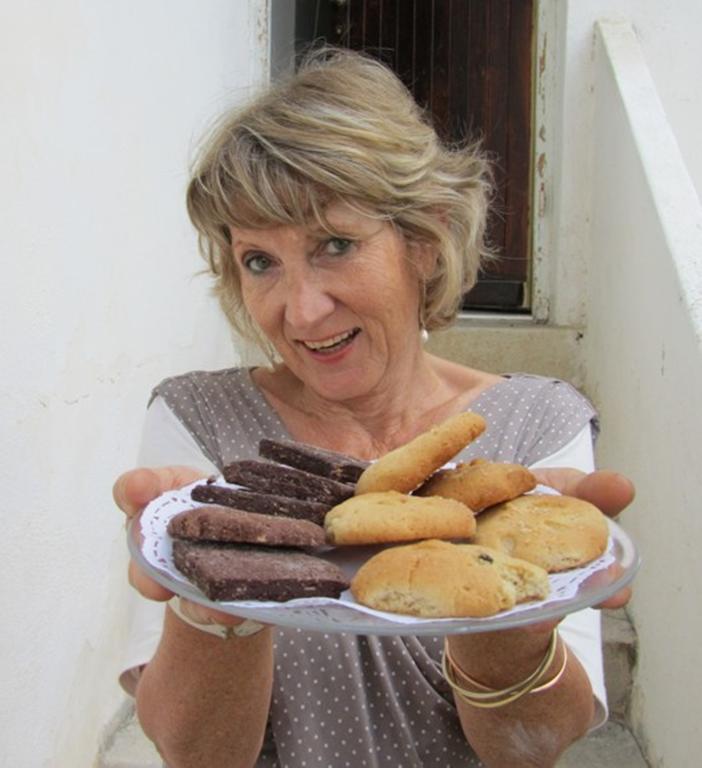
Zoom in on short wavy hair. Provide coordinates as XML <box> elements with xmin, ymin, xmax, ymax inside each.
<box><xmin>186</xmin><ymin>47</ymin><xmax>494</xmax><ymax>347</ymax></box>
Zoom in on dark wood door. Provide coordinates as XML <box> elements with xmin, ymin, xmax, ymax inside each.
<box><xmin>295</xmin><ymin>0</ymin><xmax>535</xmax><ymax>312</ymax></box>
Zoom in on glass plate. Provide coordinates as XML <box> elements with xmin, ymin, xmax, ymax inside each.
<box><xmin>128</xmin><ymin>480</ymin><xmax>641</xmax><ymax>636</ymax></box>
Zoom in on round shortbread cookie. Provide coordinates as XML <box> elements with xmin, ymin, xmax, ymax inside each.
<box><xmin>417</xmin><ymin>459</ymin><xmax>537</xmax><ymax>513</ymax></box>
<box><xmin>354</xmin><ymin>412</ymin><xmax>486</xmax><ymax>495</ymax></box>
<box><xmin>324</xmin><ymin>491</ymin><xmax>476</xmax><ymax>545</ymax></box>
<box><xmin>473</xmin><ymin>493</ymin><xmax>609</xmax><ymax>572</ymax></box>
<box><xmin>350</xmin><ymin>539</ymin><xmax>550</xmax><ymax>618</ymax></box>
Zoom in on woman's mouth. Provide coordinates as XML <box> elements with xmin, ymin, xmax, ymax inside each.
<box><xmin>300</xmin><ymin>328</ymin><xmax>361</xmax><ymax>356</ymax></box>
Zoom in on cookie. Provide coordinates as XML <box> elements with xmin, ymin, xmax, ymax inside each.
<box><xmin>417</xmin><ymin>459</ymin><xmax>537</xmax><ymax>513</ymax></box>
<box><xmin>167</xmin><ymin>505</ymin><xmax>325</xmax><ymax>549</ymax></box>
<box><xmin>258</xmin><ymin>438</ymin><xmax>369</xmax><ymax>484</ymax></box>
<box><xmin>350</xmin><ymin>539</ymin><xmax>550</xmax><ymax>618</ymax></box>
<box><xmin>354</xmin><ymin>412</ymin><xmax>486</xmax><ymax>495</ymax></box>
<box><xmin>191</xmin><ymin>483</ymin><xmax>330</xmax><ymax>525</ymax></box>
<box><xmin>172</xmin><ymin>540</ymin><xmax>349</xmax><ymax>602</ymax></box>
<box><xmin>223</xmin><ymin>460</ymin><xmax>355</xmax><ymax>506</ymax></box>
<box><xmin>473</xmin><ymin>493</ymin><xmax>609</xmax><ymax>572</ymax></box>
<box><xmin>324</xmin><ymin>490</ymin><xmax>476</xmax><ymax>545</ymax></box>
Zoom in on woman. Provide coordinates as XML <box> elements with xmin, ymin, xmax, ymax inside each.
<box><xmin>116</xmin><ymin>49</ymin><xmax>634</xmax><ymax>767</ymax></box>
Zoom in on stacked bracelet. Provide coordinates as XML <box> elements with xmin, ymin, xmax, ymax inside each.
<box><xmin>442</xmin><ymin>629</ymin><xmax>568</xmax><ymax>709</ymax></box>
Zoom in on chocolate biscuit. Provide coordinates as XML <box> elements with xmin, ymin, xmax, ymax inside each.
<box><xmin>258</xmin><ymin>438</ymin><xmax>369</xmax><ymax>484</ymax></box>
<box><xmin>191</xmin><ymin>483</ymin><xmax>330</xmax><ymax>525</ymax></box>
<box><xmin>223</xmin><ymin>460</ymin><xmax>355</xmax><ymax>506</ymax></box>
<box><xmin>167</xmin><ymin>505</ymin><xmax>325</xmax><ymax>549</ymax></box>
<box><xmin>172</xmin><ymin>540</ymin><xmax>350</xmax><ymax>601</ymax></box>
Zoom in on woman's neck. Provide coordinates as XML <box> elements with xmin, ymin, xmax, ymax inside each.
<box><xmin>253</xmin><ymin>353</ymin><xmax>499</xmax><ymax>460</ymax></box>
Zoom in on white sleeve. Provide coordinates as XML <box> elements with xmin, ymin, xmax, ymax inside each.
<box><xmin>136</xmin><ymin>395</ymin><xmax>220</xmax><ymax>473</ymax></box>
<box><xmin>119</xmin><ymin>396</ymin><xmax>218</xmax><ymax>695</ymax></box>
<box><xmin>528</xmin><ymin>422</ymin><xmax>596</xmax><ymax>473</ymax></box>
<box><xmin>528</xmin><ymin>422</ymin><xmax>608</xmax><ymax>731</ymax></box>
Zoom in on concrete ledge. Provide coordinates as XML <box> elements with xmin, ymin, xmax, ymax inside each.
<box><xmin>101</xmin><ymin>706</ymin><xmax>648</xmax><ymax>768</ymax></box>
<box><xmin>558</xmin><ymin>721</ymin><xmax>648</xmax><ymax>767</ymax></box>
<box><xmin>426</xmin><ymin>322</ymin><xmax>587</xmax><ymax>389</ymax></box>
<box><xmin>99</xmin><ymin>703</ymin><xmax>161</xmax><ymax>768</ymax></box>
<box><xmin>602</xmin><ymin>608</ymin><xmax>638</xmax><ymax>723</ymax></box>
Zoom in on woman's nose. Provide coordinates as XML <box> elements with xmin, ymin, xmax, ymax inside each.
<box><xmin>282</xmin><ymin>271</ymin><xmax>336</xmax><ymax>330</ymax></box>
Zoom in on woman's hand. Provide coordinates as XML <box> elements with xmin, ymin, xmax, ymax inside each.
<box><xmin>114</xmin><ymin>466</ymin><xmax>256</xmax><ymax>627</ymax></box>
<box><xmin>531</xmin><ymin>468</ymin><xmax>636</xmax><ymax>610</ymax></box>
<box><xmin>114</xmin><ymin>466</ymin><xmax>205</xmax><ymax>600</ymax></box>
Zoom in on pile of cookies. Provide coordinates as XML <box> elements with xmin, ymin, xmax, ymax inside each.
<box><xmin>167</xmin><ymin>440</ymin><xmax>369</xmax><ymax>602</ymax></box>
<box><xmin>342</xmin><ymin>412</ymin><xmax>609</xmax><ymax>618</ymax></box>
<box><xmin>167</xmin><ymin>412</ymin><xmax>609</xmax><ymax>619</ymax></box>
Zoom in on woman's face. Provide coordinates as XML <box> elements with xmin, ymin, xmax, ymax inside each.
<box><xmin>229</xmin><ymin>204</ymin><xmax>427</xmax><ymax>402</ymax></box>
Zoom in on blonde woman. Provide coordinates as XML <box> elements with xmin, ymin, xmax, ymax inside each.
<box><xmin>115</xmin><ymin>49</ymin><xmax>634</xmax><ymax>768</ymax></box>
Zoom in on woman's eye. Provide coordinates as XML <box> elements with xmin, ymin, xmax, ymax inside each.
<box><xmin>242</xmin><ymin>253</ymin><xmax>273</xmax><ymax>274</ymax></box>
<box><xmin>324</xmin><ymin>238</ymin><xmax>354</xmax><ymax>257</ymax></box>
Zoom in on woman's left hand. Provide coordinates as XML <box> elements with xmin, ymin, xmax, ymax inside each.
<box><xmin>531</xmin><ymin>468</ymin><xmax>636</xmax><ymax>610</ymax></box>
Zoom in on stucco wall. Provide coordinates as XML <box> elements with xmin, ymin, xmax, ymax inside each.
<box><xmin>541</xmin><ymin>0</ymin><xmax>702</xmax><ymax>328</ymax></box>
<box><xmin>0</xmin><ymin>2</ymin><xmax>267</xmax><ymax>765</ymax></box>
<box><xmin>586</xmin><ymin>21</ymin><xmax>702</xmax><ymax>767</ymax></box>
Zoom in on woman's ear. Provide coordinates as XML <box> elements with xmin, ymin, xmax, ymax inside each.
<box><xmin>411</xmin><ymin>240</ymin><xmax>439</xmax><ymax>280</ymax></box>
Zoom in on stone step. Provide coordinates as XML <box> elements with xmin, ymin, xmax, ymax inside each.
<box><xmin>99</xmin><ymin>706</ymin><xmax>161</xmax><ymax>768</ymax></box>
<box><xmin>101</xmin><ymin>709</ymin><xmax>649</xmax><ymax>768</ymax></box>
<box><xmin>558</xmin><ymin>722</ymin><xmax>648</xmax><ymax>767</ymax></box>
<box><xmin>99</xmin><ymin>609</ymin><xmax>645</xmax><ymax>767</ymax></box>
<box><xmin>601</xmin><ymin>608</ymin><xmax>638</xmax><ymax>724</ymax></box>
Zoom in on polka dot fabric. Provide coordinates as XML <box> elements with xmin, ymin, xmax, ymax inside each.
<box><xmin>152</xmin><ymin>368</ymin><xmax>598</xmax><ymax>767</ymax></box>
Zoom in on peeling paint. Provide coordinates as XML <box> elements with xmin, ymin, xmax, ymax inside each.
<box><xmin>539</xmin><ymin>33</ymin><xmax>547</xmax><ymax>77</ymax></box>
<box><xmin>537</xmin><ymin>153</ymin><xmax>547</xmax><ymax>178</ymax></box>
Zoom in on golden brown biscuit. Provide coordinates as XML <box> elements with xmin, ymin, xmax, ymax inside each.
<box><xmin>354</xmin><ymin>412</ymin><xmax>486</xmax><ymax>495</ymax></box>
<box><xmin>350</xmin><ymin>539</ymin><xmax>550</xmax><ymax>618</ymax></box>
<box><xmin>324</xmin><ymin>491</ymin><xmax>476</xmax><ymax>545</ymax></box>
<box><xmin>473</xmin><ymin>493</ymin><xmax>609</xmax><ymax>572</ymax></box>
<box><xmin>416</xmin><ymin>459</ymin><xmax>537</xmax><ymax>513</ymax></box>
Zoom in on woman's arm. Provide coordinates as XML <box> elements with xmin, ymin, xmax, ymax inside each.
<box><xmin>447</xmin><ymin>451</ymin><xmax>635</xmax><ymax>766</ymax></box>
<box><xmin>136</xmin><ymin>605</ymin><xmax>274</xmax><ymax>768</ymax></box>
<box><xmin>116</xmin><ymin>399</ymin><xmax>277</xmax><ymax>768</ymax></box>
<box><xmin>450</xmin><ymin>624</ymin><xmax>593</xmax><ymax>768</ymax></box>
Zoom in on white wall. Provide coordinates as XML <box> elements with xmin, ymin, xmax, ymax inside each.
<box><xmin>0</xmin><ymin>1</ymin><xmax>267</xmax><ymax>765</ymax></box>
<box><xmin>585</xmin><ymin>21</ymin><xmax>702</xmax><ymax>767</ymax></box>
<box><xmin>543</xmin><ymin>0</ymin><xmax>702</xmax><ymax>328</ymax></box>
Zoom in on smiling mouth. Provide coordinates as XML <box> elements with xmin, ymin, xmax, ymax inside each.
<box><xmin>300</xmin><ymin>328</ymin><xmax>361</xmax><ymax>354</ymax></box>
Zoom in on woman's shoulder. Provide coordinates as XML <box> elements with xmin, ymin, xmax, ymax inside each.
<box><xmin>460</xmin><ymin>373</ymin><xmax>599</xmax><ymax>465</ymax></box>
<box><xmin>146</xmin><ymin>366</ymin><xmax>288</xmax><ymax>468</ymax></box>
<box><xmin>154</xmin><ymin>367</ymin><xmax>250</xmax><ymax>390</ymax></box>
<box><xmin>149</xmin><ymin>366</ymin><xmax>252</xmax><ymax>405</ymax></box>
<box><xmin>485</xmin><ymin>373</ymin><xmax>596</xmax><ymax>412</ymax></box>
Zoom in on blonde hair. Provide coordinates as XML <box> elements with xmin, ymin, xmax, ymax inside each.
<box><xmin>186</xmin><ymin>47</ymin><xmax>494</xmax><ymax>345</ymax></box>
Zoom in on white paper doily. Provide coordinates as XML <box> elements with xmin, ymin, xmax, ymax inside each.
<box><xmin>129</xmin><ymin>478</ymin><xmax>639</xmax><ymax>635</ymax></box>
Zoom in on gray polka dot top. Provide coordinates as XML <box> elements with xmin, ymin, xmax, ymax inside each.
<box><xmin>152</xmin><ymin>368</ymin><xmax>598</xmax><ymax>767</ymax></box>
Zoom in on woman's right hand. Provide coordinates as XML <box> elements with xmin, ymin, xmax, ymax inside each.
<box><xmin>114</xmin><ymin>466</ymin><xmax>260</xmax><ymax>628</ymax></box>
<box><xmin>114</xmin><ymin>466</ymin><xmax>205</xmax><ymax>600</ymax></box>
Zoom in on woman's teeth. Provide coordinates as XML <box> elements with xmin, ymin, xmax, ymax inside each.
<box><xmin>303</xmin><ymin>329</ymin><xmax>359</xmax><ymax>353</ymax></box>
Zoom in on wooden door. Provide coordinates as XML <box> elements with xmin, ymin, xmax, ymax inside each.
<box><xmin>295</xmin><ymin>0</ymin><xmax>535</xmax><ymax>312</ymax></box>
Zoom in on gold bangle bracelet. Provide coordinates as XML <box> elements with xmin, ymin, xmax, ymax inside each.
<box><xmin>529</xmin><ymin>643</ymin><xmax>569</xmax><ymax>694</ymax></box>
<box><xmin>444</xmin><ymin>629</ymin><xmax>558</xmax><ymax>698</ymax></box>
<box><xmin>442</xmin><ymin>629</ymin><xmax>563</xmax><ymax>708</ymax></box>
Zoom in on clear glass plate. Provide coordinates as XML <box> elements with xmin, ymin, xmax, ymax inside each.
<box><xmin>128</xmin><ymin>480</ymin><xmax>641</xmax><ymax>636</ymax></box>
